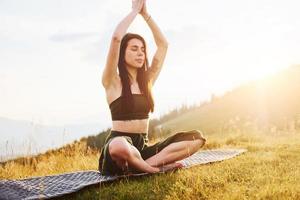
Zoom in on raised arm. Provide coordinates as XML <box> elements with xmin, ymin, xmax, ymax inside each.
<box><xmin>140</xmin><ymin>0</ymin><xmax>169</xmax><ymax>86</ymax></box>
<box><xmin>101</xmin><ymin>0</ymin><xmax>144</xmax><ymax>89</ymax></box>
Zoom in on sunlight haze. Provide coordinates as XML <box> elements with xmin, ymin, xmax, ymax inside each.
<box><xmin>1</xmin><ymin>0</ymin><xmax>299</xmax><ymax>127</ymax></box>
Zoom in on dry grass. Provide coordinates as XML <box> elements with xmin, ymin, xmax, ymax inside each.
<box><xmin>0</xmin><ymin>141</ymin><xmax>99</xmax><ymax>179</ymax></box>
<box><xmin>1</xmin><ymin>131</ymin><xmax>300</xmax><ymax>200</ymax></box>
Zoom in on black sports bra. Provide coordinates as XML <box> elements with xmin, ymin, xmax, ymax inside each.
<box><xmin>109</xmin><ymin>94</ymin><xmax>150</xmax><ymax>121</ymax></box>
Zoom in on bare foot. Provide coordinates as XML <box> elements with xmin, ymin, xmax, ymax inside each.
<box><xmin>199</xmin><ymin>137</ymin><xmax>206</xmax><ymax>148</ymax></box>
<box><xmin>159</xmin><ymin>162</ymin><xmax>184</xmax><ymax>172</ymax></box>
<box><xmin>189</xmin><ymin>129</ymin><xmax>206</xmax><ymax>148</ymax></box>
<box><xmin>196</xmin><ymin>131</ymin><xmax>207</xmax><ymax>148</ymax></box>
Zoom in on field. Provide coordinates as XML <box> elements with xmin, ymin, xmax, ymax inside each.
<box><xmin>1</xmin><ymin>130</ymin><xmax>299</xmax><ymax>200</ymax></box>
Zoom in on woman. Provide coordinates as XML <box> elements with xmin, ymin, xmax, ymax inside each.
<box><xmin>99</xmin><ymin>0</ymin><xmax>206</xmax><ymax>175</ymax></box>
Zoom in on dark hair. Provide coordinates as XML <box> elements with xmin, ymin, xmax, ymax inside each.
<box><xmin>118</xmin><ymin>33</ymin><xmax>154</xmax><ymax>113</ymax></box>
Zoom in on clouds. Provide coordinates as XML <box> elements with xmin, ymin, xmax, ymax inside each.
<box><xmin>1</xmin><ymin>0</ymin><xmax>300</xmax><ymax>126</ymax></box>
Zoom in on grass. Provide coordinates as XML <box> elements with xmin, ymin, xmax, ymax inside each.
<box><xmin>1</xmin><ymin>131</ymin><xmax>300</xmax><ymax>200</ymax></box>
<box><xmin>0</xmin><ymin>141</ymin><xmax>99</xmax><ymax>179</ymax></box>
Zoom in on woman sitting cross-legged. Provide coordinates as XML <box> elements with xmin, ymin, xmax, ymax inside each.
<box><xmin>99</xmin><ymin>0</ymin><xmax>206</xmax><ymax>175</ymax></box>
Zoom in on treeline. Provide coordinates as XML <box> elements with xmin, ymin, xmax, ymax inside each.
<box><xmin>83</xmin><ymin>128</ymin><xmax>110</xmax><ymax>151</ymax></box>
<box><xmin>83</xmin><ymin>103</ymin><xmax>199</xmax><ymax>150</ymax></box>
<box><xmin>209</xmin><ymin>65</ymin><xmax>300</xmax><ymax>133</ymax></box>
<box><xmin>148</xmin><ymin>103</ymin><xmax>200</xmax><ymax>137</ymax></box>
<box><xmin>85</xmin><ymin>65</ymin><xmax>300</xmax><ymax>150</ymax></box>
<box><xmin>156</xmin><ymin>65</ymin><xmax>300</xmax><ymax>135</ymax></box>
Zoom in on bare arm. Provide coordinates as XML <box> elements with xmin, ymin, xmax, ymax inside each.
<box><xmin>140</xmin><ymin>1</ymin><xmax>169</xmax><ymax>86</ymax></box>
<box><xmin>101</xmin><ymin>0</ymin><xmax>144</xmax><ymax>89</ymax></box>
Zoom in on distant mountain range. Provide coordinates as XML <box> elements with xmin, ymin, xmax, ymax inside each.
<box><xmin>153</xmin><ymin>65</ymin><xmax>300</xmax><ymax>135</ymax></box>
<box><xmin>84</xmin><ymin>65</ymin><xmax>300</xmax><ymax>150</ymax></box>
<box><xmin>3</xmin><ymin>65</ymin><xmax>300</xmax><ymax>158</ymax></box>
<box><xmin>0</xmin><ymin>116</ymin><xmax>108</xmax><ymax>161</ymax></box>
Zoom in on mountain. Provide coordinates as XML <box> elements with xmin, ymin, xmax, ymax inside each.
<box><xmin>0</xmin><ymin>117</ymin><xmax>106</xmax><ymax>161</ymax></box>
<box><xmin>154</xmin><ymin>65</ymin><xmax>300</xmax><ymax>135</ymax></box>
<box><xmin>81</xmin><ymin>65</ymin><xmax>300</xmax><ymax>150</ymax></box>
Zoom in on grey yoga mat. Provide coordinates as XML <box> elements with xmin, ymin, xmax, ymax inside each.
<box><xmin>0</xmin><ymin>148</ymin><xmax>247</xmax><ymax>200</ymax></box>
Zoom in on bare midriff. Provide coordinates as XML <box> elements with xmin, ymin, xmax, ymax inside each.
<box><xmin>111</xmin><ymin>119</ymin><xmax>149</xmax><ymax>133</ymax></box>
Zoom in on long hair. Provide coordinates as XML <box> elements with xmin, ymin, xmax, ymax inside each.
<box><xmin>118</xmin><ymin>33</ymin><xmax>154</xmax><ymax>113</ymax></box>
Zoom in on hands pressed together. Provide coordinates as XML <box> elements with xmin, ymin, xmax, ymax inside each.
<box><xmin>132</xmin><ymin>0</ymin><xmax>148</xmax><ymax>16</ymax></box>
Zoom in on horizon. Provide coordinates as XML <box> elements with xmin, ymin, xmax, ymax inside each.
<box><xmin>0</xmin><ymin>63</ymin><xmax>299</xmax><ymax>162</ymax></box>
<box><xmin>0</xmin><ymin>64</ymin><xmax>294</xmax><ymax>126</ymax></box>
<box><xmin>1</xmin><ymin>0</ymin><xmax>300</xmax><ymax>127</ymax></box>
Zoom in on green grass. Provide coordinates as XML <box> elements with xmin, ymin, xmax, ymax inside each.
<box><xmin>1</xmin><ymin>131</ymin><xmax>299</xmax><ymax>199</ymax></box>
<box><xmin>54</xmin><ymin>131</ymin><xmax>300</xmax><ymax>200</ymax></box>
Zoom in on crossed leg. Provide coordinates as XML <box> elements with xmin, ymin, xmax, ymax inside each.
<box><xmin>109</xmin><ymin>137</ymin><xmax>159</xmax><ymax>173</ymax></box>
<box><xmin>145</xmin><ymin>139</ymin><xmax>205</xmax><ymax>167</ymax></box>
<box><xmin>108</xmin><ymin>131</ymin><xmax>206</xmax><ymax>174</ymax></box>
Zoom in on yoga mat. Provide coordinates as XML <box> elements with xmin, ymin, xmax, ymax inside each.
<box><xmin>0</xmin><ymin>148</ymin><xmax>246</xmax><ymax>200</ymax></box>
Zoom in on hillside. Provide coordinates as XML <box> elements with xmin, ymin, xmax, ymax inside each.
<box><xmin>1</xmin><ymin>66</ymin><xmax>300</xmax><ymax>199</ymax></box>
<box><xmin>155</xmin><ymin>65</ymin><xmax>300</xmax><ymax>135</ymax></box>
<box><xmin>1</xmin><ymin>128</ymin><xmax>299</xmax><ymax>199</ymax></box>
<box><xmin>84</xmin><ymin>65</ymin><xmax>300</xmax><ymax>150</ymax></box>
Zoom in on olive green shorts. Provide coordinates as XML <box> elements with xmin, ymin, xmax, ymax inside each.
<box><xmin>98</xmin><ymin>130</ymin><xmax>203</xmax><ymax>175</ymax></box>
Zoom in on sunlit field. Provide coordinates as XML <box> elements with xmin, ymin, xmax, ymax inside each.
<box><xmin>1</xmin><ymin>66</ymin><xmax>300</xmax><ymax>199</ymax></box>
<box><xmin>1</xmin><ymin>129</ymin><xmax>299</xmax><ymax>200</ymax></box>
<box><xmin>1</xmin><ymin>0</ymin><xmax>300</xmax><ymax>198</ymax></box>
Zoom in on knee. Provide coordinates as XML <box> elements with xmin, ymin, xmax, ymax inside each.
<box><xmin>109</xmin><ymin>137</ymin><xmax>131</xmax><ymax>160</ymax></box>
<box><xmin>190</xmin><ymin>129</ymin><xmax>206</xmax><ymax>141</ymax></box>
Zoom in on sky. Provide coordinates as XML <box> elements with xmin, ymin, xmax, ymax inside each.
<box><xmin>1</xmin><ymin>0</ymin><xmax>300</xmax><ymax>128</ymax></box>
